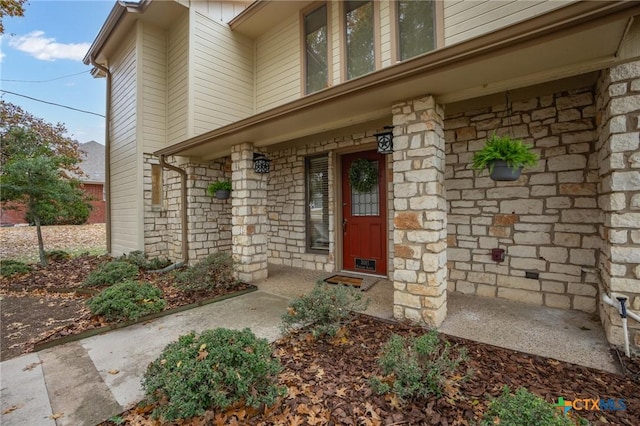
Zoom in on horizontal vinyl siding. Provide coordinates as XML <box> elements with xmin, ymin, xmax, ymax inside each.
<box><xmin>192</xmin><ymin>11</ymin><xmax>253</xmax><ymax>135</ymax></box>
<box><xmin>255</xmin><ymin>13</ymin><xmax>300</xmax><ymax>112</ymax></box>
<box><xmin>142</xmin><ymin>23</ymin><xmax>167</xmax><ymax>153</ymax></box>
<box><xmin>444</xmin><ymin>0</ymin><xmax>574</xmax><ymax>46</ymax></box>
<box><xmin>168</xmin><ymin>13</ymin><xmax>189</xmax><ymax>144</ymax></box>
<box><xmin>190</xmin><ymin>1</ymin><xmax>250</xmax><ymax>23</ymax></box>
<box><xmin>330</xmin><ymin>1</ymin><xmax>341</xmax><ymax>86</ymax></box>
<box><xmin>379</xmin><ymin>0</ymin><xmax>392</xmax><ymax>68</ymax></box>
<box><xmin>109</xmin><ymin>29</ymin><xmax>138</xmax><ymax>256</ymax></box>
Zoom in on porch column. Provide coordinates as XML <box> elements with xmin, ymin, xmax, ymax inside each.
<box><xmin>392</xmin><ymin>95</ymin><xmax>448</xmax><ymax>327</ymax></box>
<box><xmin>231</xmin><ymin>142</ymin><xmax>268</xmax><ymax>282</ymax></box>
<box><xmin>596</xmin><ymin>60</ymin><xmax>640</xmax><ymax>349</ymax></box>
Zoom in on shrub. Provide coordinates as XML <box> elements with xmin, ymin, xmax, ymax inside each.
<box><xmin>281</xmin><ymin>282</ymin><xmax>369</xmax><ymax>339</ymax></box>
<box><xmin>83</xmin><ymin>260</ymin><xmax>139</xmax><ymax>287</ymax></box>
<box><xmin>118</xmin><ymin>250</ymin><xmax>172</xmax><ymax>271</ymax></box>
<box><xmin>142</xmin><ymin>328</ymin><xmax>285</xmax><ymax>422</ymax></box>
<box><xmin>369</xmin><ymin>331</ymin><xmax>467</xmax><ymax>401</ymax></box>
<box><xmin>86</xmin><ymin>280</ymin><xmax>165</xmax><ymax>322</ymax></box>
<box><xmin>481</xmin><ymin>386</ymin><xmax>583</xmax><ymax>426</ymax></box>
<box><xmin>0</xmin><ymin>259</ymin><xmax>32</xmax><ymax>277</ymax></box>
<box><xmin>174</xmin><ymin>252</ymin><xmax>238</xmax><ymax>294</ymax></box>
<box><xmin>45</xmin><ymin>250</ymin><xmax>71</xmax><ymax>261</ymax></box>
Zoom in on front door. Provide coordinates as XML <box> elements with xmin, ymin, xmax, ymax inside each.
<box><xmin>342</xmin><ymin>150</ymin><xmax>387</xmax><ymax>276</ymax></box>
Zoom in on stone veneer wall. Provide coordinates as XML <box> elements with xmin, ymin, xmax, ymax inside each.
<box><xmin>444</xmin><ymin>86</ymin><xmax>602</xmax><ymax>313</ymax></box>
<box><xmin>267</xmin><ymin>131</ymin><xmax>395</xmax><ymax>274</ymax></box>
<box><xmin>595</xmin><ymin>60</ymin><xmax>640</xmax><ymax>348</ymax></box>
<box><xmin>143</xmin><ymin>154</ymin><xmax>231</xmax><ymax>262</ymax></box>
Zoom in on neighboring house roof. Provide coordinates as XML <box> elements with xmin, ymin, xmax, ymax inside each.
<box><xmin>78</xmin><ymin>141</ymin><xmax>105</xmax><ymax>184</ymax></box>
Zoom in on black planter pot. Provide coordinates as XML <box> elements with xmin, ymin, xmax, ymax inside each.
<box><xmin>490</xmin><ymin>160</ymin><xmax>522</xmax><ymax>181</ymax></box>
<box><xmin>214</xmin><ymin>190</ymin><xmax>230</xmax><ymax>200</ymax></box>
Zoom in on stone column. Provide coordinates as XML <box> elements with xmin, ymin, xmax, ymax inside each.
<box><xmin>392</xmin><ymin>95</ymin><xmax>448</xmax><ymax>326</ymax></box>
<box><xmin>596</xmin><ymin>60</ymin><xmax>640</xmax><ymax>349</ymax></box>
<box><xmin>231</xmin><ymin>142</ymin><xmax>268</xmax><ymax>282</ymax></box>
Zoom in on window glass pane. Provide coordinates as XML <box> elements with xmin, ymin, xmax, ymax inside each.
<box><xmin>351</xmin><ymin>161</ymin><xmax>379</xmax><ymax>216</ymax></box>
<box><xmin>306</xmin><ymin>156</ymin><xmax>329</xmax><ymax>251</ymax></box>
<box><xmin>305</xmin><ymin>5</ymin><xmax>328</xmax><ymax>94</ymax></box>
<box><xmin>151</xmin><ymin>164</ymin><xmax>162</xmax><ymax>206</ymax></box>
<box><xmin>345</xmin><ymin>0</ymin><xmax>374</xmax><ymax>80</ymax></box>
<box><xmin>398</xmin><ymin>0</ymin><xmax>435</xmax><ymax>61</ymax></box>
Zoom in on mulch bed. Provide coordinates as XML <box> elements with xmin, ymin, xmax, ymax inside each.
<box><xmin>0</xmin><ymin>255</ymin><xmax>251</xmax><ymax>361</ymax></box>
<box><xmin>100</xmin><ymin>314</ymin><xmax>639</xmax><ymax>426</ymax></box>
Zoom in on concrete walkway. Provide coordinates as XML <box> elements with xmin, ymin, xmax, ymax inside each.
<box><xmin>0</xmin><ymin>265</ymin><xmax>620</xmax><ymax>425</ymax></box>
<box><xmin>0</xmin><ymin>291</ymin><xmax>290</xmax><ymax>426</ymax></box>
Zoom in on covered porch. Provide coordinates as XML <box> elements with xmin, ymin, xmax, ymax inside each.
<box><xmin>257</xmin><ymin>264</ymin><xmax>618</xmax><ymax>373</ymax></box>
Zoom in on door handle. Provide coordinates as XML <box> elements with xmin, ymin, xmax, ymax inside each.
<box><xmin>343</xmin><ymin>218</ymin><xmax>347</xmax><ymax>232</ymax></box>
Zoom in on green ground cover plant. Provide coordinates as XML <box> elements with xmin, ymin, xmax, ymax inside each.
<box><xmin>0</xmin><ymin>259</ymin><xmax>32</xmax><ymax>277</ymax></box>
<box><xmin>370</xmin><ymin>331</ymin><xmax>468</xmax><ymax>401</ymax></box>
<box><xmin>142</xmin><ymin>328</ymin><xmax>285</xmax><ymax>422</ymax></box>
<box><xmin>480</xmin><ymin>386</ymin><xmax>585</xmax><ymax>426</ymax></box>
<box><xmin>281</xmin><ymin>282</ymin><xmax>369</xmax><ymax>339</ymax></box>
<box><xmin>83</xmin><ymin>260</ymin><xmax>138</xmax><ymax>287</ymax></box>
<box><xmin>118</xmin><ymin>250</ymin><xmax>171</xmax><ymax>271</ymax></box>
<box><xmin>174</xmin><ymin>252</ymin><xmax>238</xmax><ymax>294</ymax></box>
<box><xmin>86</xmin><ymin>280</ymin><xmax>165</xmax><ymax>322</ymax></box>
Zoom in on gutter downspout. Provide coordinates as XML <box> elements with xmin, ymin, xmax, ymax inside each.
<box><xmin>159</xmin><ymin>155</ymin><xmax>189</xmax><ymax>264</ymax></box>
<box><xmin>88</xmin><ymin>57</ymin><xmax>112</xmax><ymax>254</ymax></box>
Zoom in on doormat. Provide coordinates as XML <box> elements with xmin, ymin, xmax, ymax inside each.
<box><xmin>324</xmin><ymin>275</ymin><xmax>363</xmax><ymax>288</ymax></box>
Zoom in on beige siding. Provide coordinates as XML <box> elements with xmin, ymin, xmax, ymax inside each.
<box><xmin>329</xmin><ymin>1</ymin><xmax>341</xmax><ymax>86</ymax></box>
<box><xmin>379</xmin><ymin>0</ymin><xmax>392</xmax><ymax>68</ymax></box>
<box><xmin>109</xmin><ymin>29</ymin><xmax>139</xmax><ymax>256</ymax></box>
<box><xmin>168</xmin><ymin>12</ymin><xmax>189</xmax><ymax>144</ymax></box>
<box><xmin>141</xmin><ymin>23</ymin><xmax>167</xmax><ymax>153</ymax></box>
<box><xmin>255</xmin><ymin>13</ymin><xmax>300</xmax><ymax>112</ymax></box>
<box><xmin>190</xmin><ymin>1</ymin><xmax>250</xmax><ymax>23</ymax></box>
<box><xmin>192</xmin><ymin>11</ymin><xmax>253</xmax><ymax>135</ymax></box>
<box><xmin>444</xmin><ymin>0</ymin><xmax>574</xmax><ymax>46</ymax></box>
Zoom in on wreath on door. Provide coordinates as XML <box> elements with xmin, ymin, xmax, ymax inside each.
<box><xmin>348</xmin><ymin>159</ymin><xmax>378</xmax><ymax>193</ymax></box>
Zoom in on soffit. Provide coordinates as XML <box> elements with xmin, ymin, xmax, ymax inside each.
<box><xmin>230</xmin><ymin>0</ymin><xmax>314</xmax><ymax>38</ymax></box>
<box><xmin>156</xmin><ymin>2</ymin><xmax>640</xmax><ymax>161</ymax></box>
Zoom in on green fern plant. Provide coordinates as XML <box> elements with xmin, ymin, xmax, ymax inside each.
<box><xmin>472</xmin><ymin>133</ymin><xmax>538</xmax><ymax>173</ymax></box>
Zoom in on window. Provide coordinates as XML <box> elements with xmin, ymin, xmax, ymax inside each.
<box><xmin>345</xmin><ymin>0</ymin><xmax>374</xmax><ymax>80</ymax></box>
<box><xmin>306</xmin><ymin>155</ymin><xmax>329</xmax><ymax>252</ymax></box>
<box><xmin>397</xmin><ymin>0</ymin><xmax>435</xmax><ymax>61</ymax></box>
<box><xmin>305</xmin><ymin>4</ymin><xmax>328</xmax><ymax>94</ymax></box>
<box><xmin>151</xmin><ymin>164</ymin><xmax>162</xmax><ymax>206</ymax></box>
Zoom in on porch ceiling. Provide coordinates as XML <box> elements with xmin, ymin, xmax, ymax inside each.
<box><xmin>155</xmin><ymin>1</ymin><xmax>640</xmax><ymax>161</ymax></box>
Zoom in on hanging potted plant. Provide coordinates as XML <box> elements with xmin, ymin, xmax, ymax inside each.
<box><xmin>207</xmin><ymin>179</ymin><xmax>232</xmax><ymax>200</ymax></box>
<box><xmin>472</xmin><ymin>133</ymin><xmax>538</xmax><ymax>181</ymax></box>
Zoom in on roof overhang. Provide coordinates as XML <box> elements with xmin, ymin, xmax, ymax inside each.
<box><xmin>155</xmin><ymin>1</ymin><xmax>640</xmax><ymax>161</ymax></box>
<box><xmin>230</xmin><ymin>0</ymin><xmax>314</xmax><ymax>39</ymax></box>
<box><xmin>83</xmin><ymin>0</ymin><xmax>185</xmax><ymax>71</ymax></box>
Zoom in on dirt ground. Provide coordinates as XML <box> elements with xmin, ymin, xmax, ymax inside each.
<box><xmin>0</xmin><ymin>224</ymin><xmax>106</xmax><ymax>262</ymax></box>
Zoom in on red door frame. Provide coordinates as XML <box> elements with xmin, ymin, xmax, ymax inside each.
<box><xmin>341</xmin><ymin>150</ymin><xmax>387</xmax><ymax>276</ymax></box>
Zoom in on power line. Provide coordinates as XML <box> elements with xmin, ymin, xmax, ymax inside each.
<box><xmin>0</xmin><ymin>70</ymin><xmax>90</xmax><ymax>83</ymax></box>
<box><xmin>0</xmin><ymin>89</ymin><xmax>105</xmax><ymax>118</ymax></box>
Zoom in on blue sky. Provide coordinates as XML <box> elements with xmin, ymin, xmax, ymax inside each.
<box><xmin>1</xmin><ymin>0</ymin><xmax>115</xmax><ymax>145</ymax></box>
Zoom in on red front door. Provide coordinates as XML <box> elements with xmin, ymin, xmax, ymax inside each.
<box><xmin>342</xmin><ymin>150</ymin><xmax>387</xmax><ymax>276</ymax></box>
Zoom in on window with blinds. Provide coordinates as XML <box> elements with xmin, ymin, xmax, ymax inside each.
<box><xmin>306</xmin><ymin>155</ymin><xmax>329</xmax><ymax>252</ymax></box>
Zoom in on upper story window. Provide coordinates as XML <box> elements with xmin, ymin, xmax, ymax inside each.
<box><xmin>345</xmin><ymin>0</ymin><xmax>374</xmax><ymax>80</ymax></box>
<box><xmin>397</xmin><ymin>0</ymin><xmax>436</xmax><ymax>61</ymax></box>
<box><xmin>305</xmin><ymin>4</ymin><xmax>328</xmax><ymax>94</ymax></box>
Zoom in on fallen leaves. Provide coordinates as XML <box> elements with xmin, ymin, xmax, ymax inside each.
<box><xmin>22</xmin><ymin>361</ymin><xmax>42</xmax><ymax>371</ymax></box>
<box><xmin>1</xmin><ymin>404</ymin><xmax>23</xmax><ymax>415</ymax></box>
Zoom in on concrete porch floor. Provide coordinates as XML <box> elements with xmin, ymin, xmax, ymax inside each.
<box><xmin>257</xmin><ymin>264</ymin><xmax>618</xmax><ymax>373</ymax></box>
